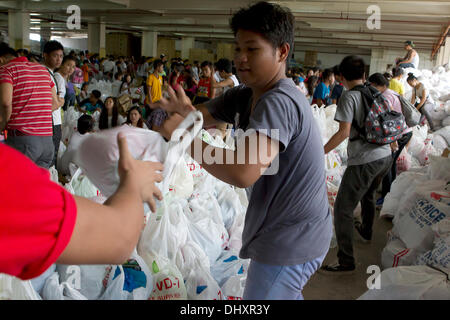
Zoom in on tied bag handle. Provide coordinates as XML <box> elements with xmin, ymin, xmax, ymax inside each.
<box><xmin>145</xmin><ymin>110</ymin><xmax>203</xmax><ymax>219</ymax></box>
<box><xmin>160</xmin><ymin>110</ymin><xmax>204</xmax><ymax>196</ymax></box>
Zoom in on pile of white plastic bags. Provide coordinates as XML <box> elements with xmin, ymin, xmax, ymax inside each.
<box><xmin>359</xmin><ymin>154</ymin><xmax>450</xmax><ymax>300</ymax></box>
<box><xmin>0</xmin><ymin>111</ymin><xmax>250</xmax><ymax>300</ymax></box>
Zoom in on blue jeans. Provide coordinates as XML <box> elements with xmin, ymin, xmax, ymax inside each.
<box><xmin>243</xmin><ymin>254</ymin><xmax>327</xmax><ymax>300</ymax></box>
<box><xmin>399</xmin><ymin>63</ymin><xmax>415</xmax><ymax>69</ymax></box>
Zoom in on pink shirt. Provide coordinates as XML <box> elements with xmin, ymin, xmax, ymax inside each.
<box><xmin>383</xmin><ymin>88</ymin><xmax>412</xmax><ymax>134</ymax></box>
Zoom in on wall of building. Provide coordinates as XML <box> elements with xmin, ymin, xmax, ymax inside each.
<box><xmin>369</xmin><ymin>48</ymin><xmax>435</xmax><ymax>75</ymax></box>
<box><xmin>294</xmin><ymin>51</ymin><xmax>371</xmax><ymax>69</ymax></box>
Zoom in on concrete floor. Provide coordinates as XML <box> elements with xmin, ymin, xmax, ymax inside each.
<box><xmin>303</xmin><ymin>209</ymin><xmax>393</xmax><ymax>300</ymax></box>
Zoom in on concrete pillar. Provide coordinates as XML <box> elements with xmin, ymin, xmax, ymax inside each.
<box><xmin>442</xmin><ymin>36</ymin><xmax>450</xmax><ymax>66</ymax></box>
<box><xmin>8</xmin><ymin>10</ymin><xmax>30</xmax><ymax>50</ymax></box>
<box><xmin>40</xmin><ymin>24</ymin><xmax>51</xmax><ymax>53</ymax></box>
<box><xmin>181</xmin><ymin>37</ymin><xmax>195</xmax><ymax>60</ymax></box>
<box><xmin>88</xmin><ymin>22</ymin><xmax>106</xmax><ymax>57</ymax></box>
<box><xmin>369</xmin><ymin>48</ymin><xmax>385</xmax><ymax>76</ymax></box>
<box><xmin>141</xmin><ymin>31</ymin><xmax>158</xmax><ymax>58</ymax></box>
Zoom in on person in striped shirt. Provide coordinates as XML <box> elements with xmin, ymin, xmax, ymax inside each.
<box><xmin>0</xmin><ymin>43</ymin><xmax>59</xmax><ymax>168</ymax></box>
<box><xmin>43</xmin><ymin>40</ymin><xmax>65</xmax><ymax>168</ymax></box>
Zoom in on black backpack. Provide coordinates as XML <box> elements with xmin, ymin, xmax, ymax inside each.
<box><xmin>350</xmin><ymin>84</ymin><xmax>408</xmax><ymax>145</ymax></box>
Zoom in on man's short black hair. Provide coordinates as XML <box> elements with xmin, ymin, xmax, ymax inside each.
<box><xmin>0</xmin><ymin>42</ymin><xmax>17</xmax><ymax>58</ymax></box>
<box><xmin>368</xmin><ymin>73</ymin><xmax>390</xmax><ymax>87</ymax></box>
<box><xmin>77</xmin><ymin>114</ymin><xmax>94</xmax><ymax>134</ymax></box>
<box><xmin>332</xmin><ymin>65</ymin><xmax>341</xmax><ymax>76</ymax></box>
<box><xmin>153</xmin><ymin>59</ymin><xmax>163</xmax><ymax>69</ymax></box>
<box><xmin>201</xmin><ymin>61</ymin><xmax>213</xmax><ymax>68</ymax></box>
<box><xmin>322</xmin><ymin>68</ymin><xmax>334</xmax><ymax>81</ymax></box>
<box><xmin>43</xmin><ymin>40</ymin><xmax>64</xmax><ymax>54</ymax></box>
<box><xmin>91</xmin><ymin>90</ymin><xmax>101</xmax><ymax>99</ymax></box>
<box><xmin>230</xmin><ymin>1</ymin><xmax>294</xmax><ymax>54</ymax></box>
<box><xmin>216</xmin><ymin>58</ymin><xmax>232</xmax><ymax>74</ymax></box>
<box><xmin>339</xmin><ymin>55</ymin><xmax>366</xmax><ymax>81</ymax></box>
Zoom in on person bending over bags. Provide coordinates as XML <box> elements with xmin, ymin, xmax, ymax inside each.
<box><xmin>0</xmin><ymin>133</ymin><xmax>163</xmax><ymax>281</ymax></box>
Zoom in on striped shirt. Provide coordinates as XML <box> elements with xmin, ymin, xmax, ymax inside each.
<box><xmin>0</xmin><ymin>57</ymin><xmax>54</xmax><ymax>136</ymax></box>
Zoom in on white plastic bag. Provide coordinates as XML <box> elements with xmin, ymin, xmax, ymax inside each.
<box><xmin>64</xmin><ymin>168</ymin><xmax>100</xmax><ymax>198</ymax></box>
<box><xmin>211</xmin><ymin>251</ymin><xmax>249</xmax><ymax>290</ymax></box>
<box><xmin>326</xmin><ymin>180</ymin><xmax>339</xmax><ymax>211</ymax></box>
<box><xmin>0</xmin><ymin>274</ymin><xmax>41</xmax><ymax>300</ymax></box>
<box><xmin>76</xmin><ymin>111</ymin><xmax>203</xmax><ymax>199</ymax></box>
<box><xmin>434</xmin><ymin>127</ymin><xmax>450</xmax><ymax>145</ymax></box>
<box><xmin>216</xmin><ymin>184</ymin><xmax>245</xmax><ymax>232</ymax></box>
<box><xmin>185</xmin><ymin>266</ymin><xmax>223</xmax><ymax>300</ymax></box>
<box><xmin>393</xmin><ymin>197</ymin><xmax>449</xmax><ymax>253</ymax></box>
<box><xmin>394</xmin><ymin>180</ymin><xmax>449</xmax><ymax>222</ymax></box>
<box><xmin>175</xmin><ymin>241</ymin><xmax>210</xmax><ymax>280</ymax></box>
<box><xmin>428</xmin><ymin>155</ymin><xmax>450</xmax><ymax>181</ymax></box>
<box><xmin>147</xmin><ymin>256</ymin><xmax>187</xmax><ymax>300</ymax></box>
<box><xmin>41</xmin><ymin>272</ymin><xmax>87</xmax><ymax>300</ymax></box>
<box><xmin>168</xmin><ymin>156</ymin><xmax>194</xmax><ymax>199</ymax></box>
<box><xmin>396</xmin><ymin>148</ymin><xmax>412</xmax><ymax>174</ymax></box>
<box><xmin>100</xmin><ymin>252</ymin><xmax>153</xmax><ymax>300</ymax></box>
<box><xmin>311</xmin><ymin>105</ymin><xmax>327</xmax><ymax>143</ymax></box>
<box><xmin>138</xmin><ymin>196</ymin><xmax>190</xmax><ymax>265</ymax></box>
<box><xmin>56</xmin><ymin>264</ymin><xmax>109</xmax><ymax>300</ymax></box>
<box><xmin>227</xmin><ymin>207</ymin><xmax>245</xmax><ymax>252</ymax></box>
<box><xmin>358</xmin><ymin>266</ymin><xmax>450</xmax><ymax>300</ymax></box>
<box><xmin>381</xmin><ymin>238</ymin><xmax>418</xmax><ymax>269</ymax></box>
<box><xmin>187</xmin><ymin>193</ymin><xmax>230</xmax><ymax>265</ymax></box>
<box><xmin>48</xmin><ymin>166</ymin><xmax>59</xmax><ymax>184</ymax></box>
<box><xmin>415</xmin><ymin>236</ymin><xmax>450</xmax><ymax>274</ymax></box>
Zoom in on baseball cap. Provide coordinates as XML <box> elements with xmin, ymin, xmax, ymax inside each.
<box><xmin>405</xmin><ymin>40</ymin><xmax>415</xmax><ymax>47</ymax></box>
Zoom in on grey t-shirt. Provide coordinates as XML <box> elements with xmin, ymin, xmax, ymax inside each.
<box><xmin>335</xmin><ymin>90</ymin><xmax>391</xmax><ymax>166</ymax></box>
<box><xmin>206</xmin><ymin>78</ymin><xmax>332</xmax><ymax>266</ymax></box>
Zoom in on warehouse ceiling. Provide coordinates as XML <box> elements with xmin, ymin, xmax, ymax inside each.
<box><xmin>0</xmin><ymin>0</ymin><xmax>449</xmax><ymax>56</ymax></box>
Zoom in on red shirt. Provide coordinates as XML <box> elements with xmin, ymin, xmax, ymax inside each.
<box><xmin>197</xmin><ymin>77</ymin><xmax>212</xmax><ymax>98</ymax></box>
<box><xmin>0</xmin><ymin>143</ymin><xmax>77</xmax><ymax>280</ymax></box>
<box><xmin>0</xmin><ymin>57</ymin><xmax>54</xmax><ymax>136</ymax></box>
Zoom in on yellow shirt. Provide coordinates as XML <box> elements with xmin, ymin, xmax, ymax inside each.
<box><xmin>389</xmin><ymin>78</ymin><xmax>405</xmax><ymax>96</ymax></box>
<box><xmin>146</xmin><ymin>73</ymin><xmax>162</xmax><ymax>103</ymax></box>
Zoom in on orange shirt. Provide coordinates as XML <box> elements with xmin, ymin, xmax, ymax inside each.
<box><xmin>81</xmin><ymin>64</ymin><xmax>89</xmax><ymax>83</ymax></box>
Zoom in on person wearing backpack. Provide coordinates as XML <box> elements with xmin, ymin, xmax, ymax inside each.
<box><xmin>321</xmin><ymin>56</ymin><xmax>394</xmax><ymax>273</ymax></box>
<box><xmin>368</xmin><ymin>73</ymin><xmax>413</xmax><ymax>205</ymax></box>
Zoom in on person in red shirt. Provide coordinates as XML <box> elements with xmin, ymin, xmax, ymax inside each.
<box><xmin>194</xmin><ymin>61</ymin><xmax>216</xmax><ymax>104</ymax></box>
<box><xmin>0</xmin><ymin>44</ymin><xmax>59</xmax><ymax>169</ymax></box>
<box><xmin>0</xmin><ymin>132</ymin><xmax>163</xmax><ymax>280</ymax></box>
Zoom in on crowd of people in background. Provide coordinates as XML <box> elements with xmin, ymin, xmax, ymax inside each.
<box><xmin>0</xmin><ymin>38</ymin><xmax>429</xmax><ymax>180</ymax></box>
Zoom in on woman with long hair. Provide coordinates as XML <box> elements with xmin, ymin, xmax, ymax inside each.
<box><xmin>119</xmin><ymin>74</ymin><xmax>133</xmax><ymax>96</ymax></box>
<box><xmin>99</xmin><ymin>97</ymin><xmax>125</xmax><ymax>130</ymax></box>
<box><xmin>305</xmin><ymin>75</ymin><xmax>319</xmax><ymax>105</ymax></box>
<box><xmin>125</xmin><ymin>106</ymin><xmax>150</xmax><ymax>129</ymax></box>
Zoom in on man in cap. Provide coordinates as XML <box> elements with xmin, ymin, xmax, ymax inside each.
<box><xmin>396</xmin><ymin>40</ymin><xmax>419</xmax><ymax>69</ymax></box>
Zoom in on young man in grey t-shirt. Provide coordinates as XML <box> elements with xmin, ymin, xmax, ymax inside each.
<box><xmin>321</xmin><ymin>56</ymin><xmax>392</xmax><ymax>273</ymax></box>
<box><xmin>155</xmin><ymin>1</ymin><xmax>332</xmax><ymax>300</ymax></box>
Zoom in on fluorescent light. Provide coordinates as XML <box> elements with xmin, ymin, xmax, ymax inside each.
<box><xmin>29</xmin><ymin>33</ymin><xmax>41</xmax><ymax>41</ymax></box>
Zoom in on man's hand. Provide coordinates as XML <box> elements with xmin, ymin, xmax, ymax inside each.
<box><xmin>156</xmin><ymin>86</ymin><xmax>195</xmax><ymax>118</ymax></box>
<box><xmin>117</xmin><ymin>132</ymin><xmax>164</xmax><ymax>212</ymax></box>
<box><xmin>390</xmin><ymin>141</ymin><xmax>399</xmax><ymax>152</ymax></box>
